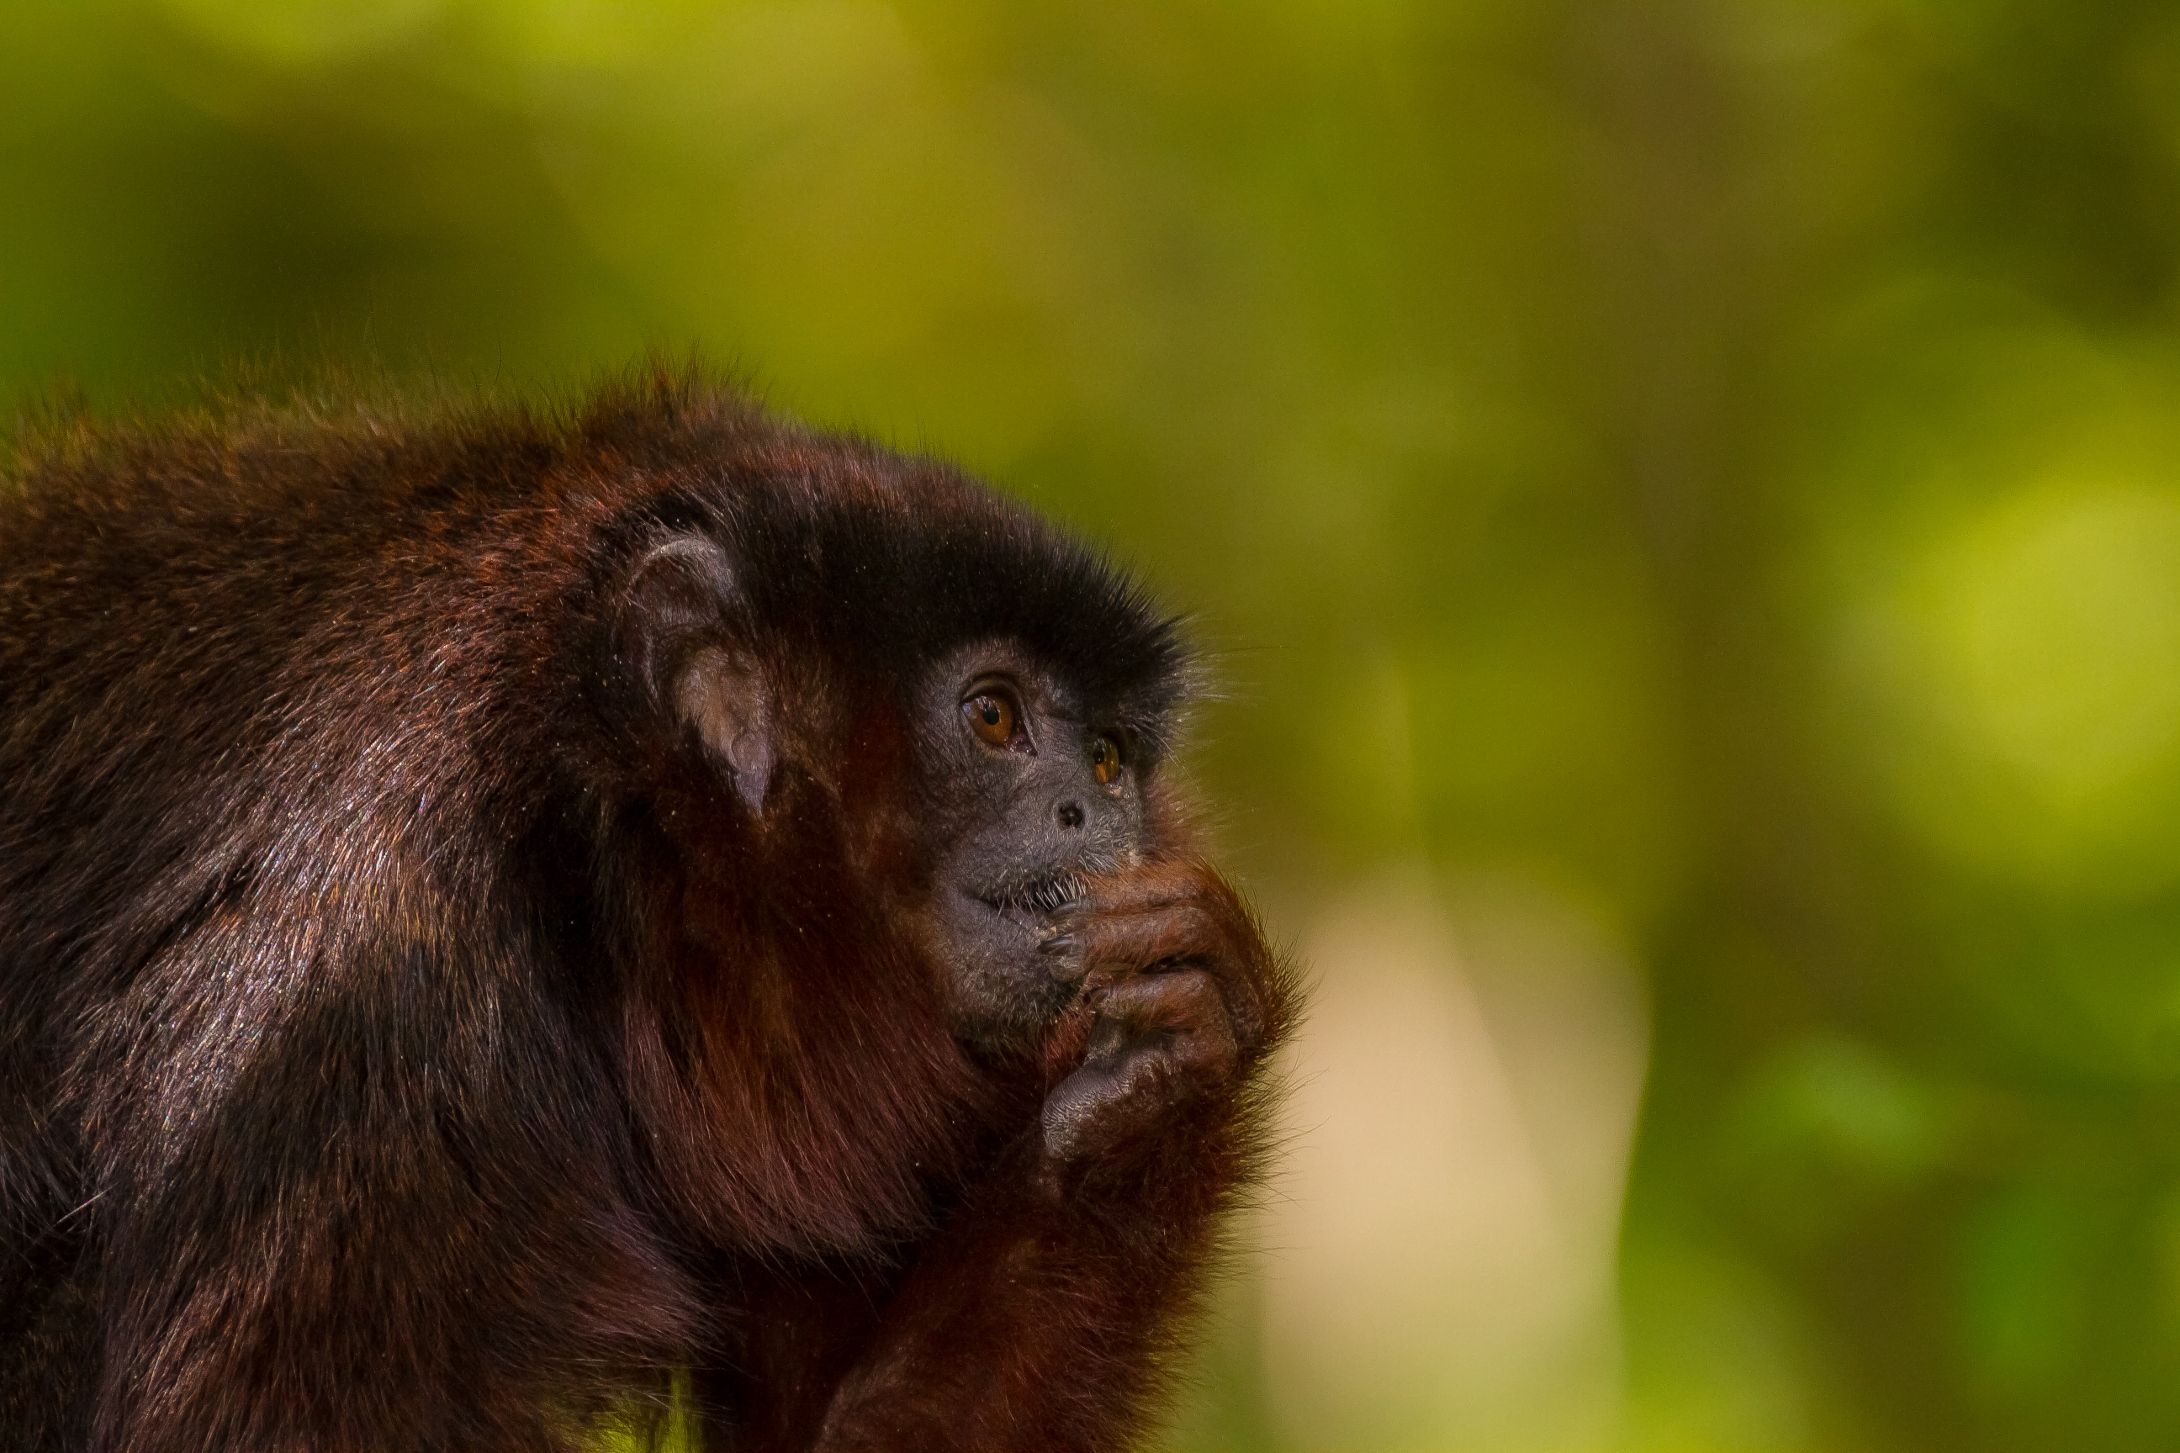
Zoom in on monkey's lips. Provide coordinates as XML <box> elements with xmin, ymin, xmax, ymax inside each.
<box><xmin>969</xmin><ymin>868</ymin><xmax>1089</xmax><ymax>927</ymax></box>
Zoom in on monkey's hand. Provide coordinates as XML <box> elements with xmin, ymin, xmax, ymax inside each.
<box><xmin>1034</xmin><ymin>859</ymin><xmax>1287</xmax><ymax>1183</ymax></box>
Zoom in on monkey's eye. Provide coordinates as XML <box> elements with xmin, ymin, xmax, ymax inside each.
<box><xmin>963</xmin><ymin>689</ymin><xmax>1021</xmax><ymax>748</ymax></box>
<box><xmin>1091</xmin><ymin>734</ymin><xmax>1124</xmax><ymax>787</ymax></box>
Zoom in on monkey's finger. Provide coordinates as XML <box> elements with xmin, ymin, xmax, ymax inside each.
<box><xmin>1041</xmin><ymin>1041</ymin><xmax>1175</xmax><ymax>1163</ymax></box>
<box><xmin>1049</xmin><ymin>907</ymin><xmax>1275</xmax><ymax>1061</ymax></box>
<box><xmin>1072</xmin><ymin>856</ymin><xmax>1228</xmax><ymax>916</ymax></box>
<box><xmin>1042</xmin><ymin>971</ymin><xmax>1238</xmax><ymax>1165</ymax></box>
<box><xmin>1081</xmin><ymin>969</ymin><xmax>1238</xmax><ymax>1081</ymax></box>
<box><xmin>1040</xmin><ymin>901</ymin><xmax>1222</xmax><ymax>985</ymax></box>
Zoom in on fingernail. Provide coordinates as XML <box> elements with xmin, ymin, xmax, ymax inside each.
<box><xmin>1039</xmin><ymin>932</ymin><xmax>1075</xmax><ymax>955</ymax></box>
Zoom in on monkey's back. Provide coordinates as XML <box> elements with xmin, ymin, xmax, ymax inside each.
<box><xmin>0</xmin><ymin>391</ymin><xmax>748</xmax><ymax>1439</ymax></box>
<box><xmin>0</xmin><ymin>409</ymin><xmax>559</xmax><ymax>993</ymax></box>
<box><xmin>0</xmin><ymin>411</ymin><xmax>539</xmax><ymax>1229</ymax></box>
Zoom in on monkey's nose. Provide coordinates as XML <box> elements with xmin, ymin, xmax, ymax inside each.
<box><xmin>1056</xmin><ymin>801</ymin><xmax>1085</xmax><ymax>830</ymax></box>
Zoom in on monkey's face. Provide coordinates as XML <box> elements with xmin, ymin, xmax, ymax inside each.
<box><xmin>910</xmin><ymin>642</ymin><xmax>1152</xmax><ymax>1046</ymax></box>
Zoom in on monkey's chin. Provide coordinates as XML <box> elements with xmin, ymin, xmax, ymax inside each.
<box><xmin>948</xmin><ymin>996</ymin><xmax>1074</xmax><ymax>1057</ymax></box>
<box><xmin>930</xmin><ymin>889</ymin><xmax>1080</xmax><ymax>1049</ymax></box>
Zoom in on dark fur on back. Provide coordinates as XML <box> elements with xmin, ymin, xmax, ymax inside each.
<box><xmin>0</xmin><ymin>373</ymin><xmax>1291</xmax><ymax>1453</ymax></box>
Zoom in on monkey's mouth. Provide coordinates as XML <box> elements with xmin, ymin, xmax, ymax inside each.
<box><xmin>970</xmin><ymin>868</ymin><xmax>1089</xmax><ymax>923</ymax></box>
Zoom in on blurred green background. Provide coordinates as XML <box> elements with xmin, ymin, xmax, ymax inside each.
<box><xmin>8</xmin><ymin>1</ymin><xmax>2180</xmax><ymax>1448</ymax></box>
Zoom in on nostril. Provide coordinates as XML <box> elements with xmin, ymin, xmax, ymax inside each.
<box><xmin>1056</xmin><ymin>801</ymin><xmax>1085</xmax><ymax>830</ymax></box>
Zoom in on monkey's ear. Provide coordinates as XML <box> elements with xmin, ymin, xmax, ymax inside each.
<box><xmin>617</xmin><ymin>536</ymin><xmax>778</xmax><ymax>813</ymax></box>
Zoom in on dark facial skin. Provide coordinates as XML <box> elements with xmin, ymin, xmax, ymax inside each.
<box><xmin>911</xmin><ymin>643</ymin><xmax>1150</xmax><ymax>1044</ymax></box>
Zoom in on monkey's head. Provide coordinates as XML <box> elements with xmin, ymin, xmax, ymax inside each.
<box><xmin>594</xmin><ymin>445</ymin><xmax>1193</xmax><ymax>1053</ymax></box>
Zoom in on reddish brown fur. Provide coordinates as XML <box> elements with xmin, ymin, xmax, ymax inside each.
<box><xmin>0</xmin><ymin>373</ymin><xmax>1300</xmax><ymax>1453</ymax></box>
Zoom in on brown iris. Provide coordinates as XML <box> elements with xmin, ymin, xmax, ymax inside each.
<box><xmin>1091</xmin><ymin>734</ymin><xmax>1123</xmax><ymax>786</ymax></box>
<box><xmin>964</xmin><ymin>690</ymin><xmax>1019</xmax><ymax>746</ymax></box>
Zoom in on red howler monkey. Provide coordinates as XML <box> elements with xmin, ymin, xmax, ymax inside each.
<box><xmin>0</xmin><ymin>374</ymin><xmax>1299</xmax><ymax>1453</ymax></box>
